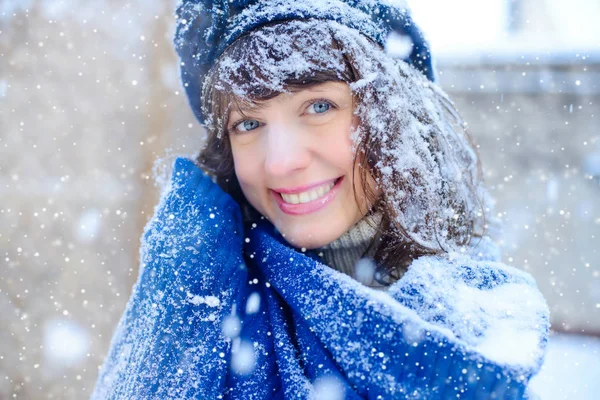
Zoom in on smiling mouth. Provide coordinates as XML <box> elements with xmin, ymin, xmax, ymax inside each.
<box><xmin>279</xmin><ymin>179</ymin><xmax>339</xmax><ymax>204</ymax></box>
<box><xmin>272</xmin><ymin>177</ymin><xmax>343</xmax><ymax>216</ymax></box>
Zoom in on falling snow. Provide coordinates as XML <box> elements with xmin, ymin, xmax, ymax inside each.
<box><xmin>1</xmin><ymin>0</ymin><xmax>599</xmax><ymax>399</ymax></box>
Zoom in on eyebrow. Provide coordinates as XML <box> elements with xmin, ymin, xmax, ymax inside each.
<box><xmin>290</xmin><ymin>82</ymin><xmax>344</xmax><ymax>93</ymax></box>
<box><xmin>229</xmin><ymin>82</ymin><xmax>345</xmax><ymax>115</ymax></box>
<box><xmin>230</xmin><ymin>104</ymin><xmax>261</xmax><ymax>120</ymax></box>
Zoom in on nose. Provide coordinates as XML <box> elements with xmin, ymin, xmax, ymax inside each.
<box><xmin>264</xmin><ymin>123</ymin><xmax>312</xmax><ymax>178</ymax></box>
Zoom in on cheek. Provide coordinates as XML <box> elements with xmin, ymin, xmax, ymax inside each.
<box><xmin>232</xmin><ymin>151</ymin><xmax>253</xmax><ymax>185</ymax></box>
<box><xmin>320</xmin><ymin>117</ymin><xmax>356</xmax><ymax>167</ymax></box>
<box><xmin>231</xmin><ymin>144</ymin><xmax>265</xmax><ymax>206</ymax></box>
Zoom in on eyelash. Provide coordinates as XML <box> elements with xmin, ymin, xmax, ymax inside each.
<box><xmin>306</xmin><ymin>98</ymin><xmax>337</xmax><ymax>114</ymax></box>
<box><xmin>229</xmin><ymin>98</ymin><xmax>337</xmax><ymax>134</ymax></box>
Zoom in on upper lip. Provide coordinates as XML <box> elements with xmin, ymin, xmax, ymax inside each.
<box><xmin>271</xmin><ymin>177</ymin><xmax>340</xmax><ymax>194</ymax></box>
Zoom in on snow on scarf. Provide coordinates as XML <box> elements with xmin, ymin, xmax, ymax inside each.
<box><xmin>91</xmin><ymin>158</ymin><xmax>549</xmax><ymax>399</ymax></box>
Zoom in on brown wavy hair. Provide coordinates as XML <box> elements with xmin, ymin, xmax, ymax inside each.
<box><xmin>195</xmin><ymin>21</ymin><xmax>486</xmax><ymax>284</ymax></box>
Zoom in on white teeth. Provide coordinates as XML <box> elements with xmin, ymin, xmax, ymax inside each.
<box><xmin>283</xmin><ymin>193</ymin><xmax>300</xmax><ymax>204</ymax></box>
<box><xmin>280</xmin><ymin>181</ymin><xmax>336</xmax><ymax>205</ymax></box>
<box><xmin>299</xmin><ymin>192</ymin><xmax>311</xmax><ymax>203</ymax></box>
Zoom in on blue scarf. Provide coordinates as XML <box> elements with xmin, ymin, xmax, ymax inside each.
<box><xmin>91</xmin><ymin>158</ymin><xmax>549</xmax><ymax>399</ymax></box>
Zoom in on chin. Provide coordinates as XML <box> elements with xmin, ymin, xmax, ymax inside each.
<box><xmin>275</xmin><ymin>221</ymin><xmax>344</xmax><ymax>250</ymax></box>
<box><xmin>281</xmin><ymin>235</ymin><xmax>331</xmax><ymax>250</ymax></box>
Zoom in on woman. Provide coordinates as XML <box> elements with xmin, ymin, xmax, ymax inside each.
<box><xmin>92</xmin><ymin>1</ymin><xmax>549</xmax><ymax>399</ymax></box>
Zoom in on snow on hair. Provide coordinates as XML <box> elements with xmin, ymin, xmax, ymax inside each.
<box><xmin>198</xmin><ymin>19</ymin><xmax>491</xmax><ymax>279</ymax></box>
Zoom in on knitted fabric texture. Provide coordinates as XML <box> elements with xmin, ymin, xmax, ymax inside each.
<box><xmin>316</xmin><ymin>212</ymin><xmax>388</xmax><ymax>288</ymax></box>
<box><xmin>91</xmin><ymin>158</ymin><xmax>550</xmax><ymax>399</ymax></box>
<box><xmin>173</xmin><ymin>0</ymin><xmax>434</xmax><ymax>124</ymax></box>
<box><xmin>317</xmin><ymin>214</ymin><xmax>501</xmax><ymax>289</ymax></box>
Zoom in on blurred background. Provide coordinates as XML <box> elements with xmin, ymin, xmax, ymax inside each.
<box><xmin>1</xmin><ymin>0</ymin><xmax>599</xmax><ymax>398</ymax></box>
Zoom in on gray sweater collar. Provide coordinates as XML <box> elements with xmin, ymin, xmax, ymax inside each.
<box><xmin>315</xmin><ymin>213</ymin><xmax>389</xmax><ymax>288</ymax></box>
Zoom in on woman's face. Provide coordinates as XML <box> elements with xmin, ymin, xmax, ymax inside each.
<box><xmin>228</xmin><ymin>81</ymin><xmax>377</xmax><ymax>249</ymax></box>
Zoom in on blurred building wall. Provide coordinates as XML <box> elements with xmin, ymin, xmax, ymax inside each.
<box><xmin>1</xmin><ymin>1</ymin><xmax>201</xmax><ymax>398</ymax></box>
<box><xmin>1</xmin><ymin>1</ymin><xmax>598</xmax><ymax>399</ymax></box>
<box><xmin>440</xmin><ymin>54</ymin><xmax>600</xmax><ymax>334</ymax></box>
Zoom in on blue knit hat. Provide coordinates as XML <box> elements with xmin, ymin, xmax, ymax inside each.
<box><xmin>174</xmin><ymin>0</ymin><xmax>434</xmax><ymax>125</ymax></box>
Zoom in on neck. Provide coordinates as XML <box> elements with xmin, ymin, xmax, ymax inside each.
<box><xmin>315</xmin><ymin>212</ymin><xmax>388</xmax><ymax>288</ymax></box>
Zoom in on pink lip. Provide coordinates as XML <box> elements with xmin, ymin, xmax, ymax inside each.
<box><xmin>272</xmin><ymin>178</ymin><xmax>339</xmax><ymax>194</ymax></box>
<box><xmin>272</xmin><ymin>177</ymin><xmax>343</xmax><ymax>216</ymax></box>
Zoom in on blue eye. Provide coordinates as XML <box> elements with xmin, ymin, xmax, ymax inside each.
<box><xmin>236</xmin><ymin>120</ymin><xmax>260</xmax><ymax>132</ymax></box>
<box><xmin>309</xmin><ymin>101</ymin><xmax>331</xmax><ymax>114</ymax></box>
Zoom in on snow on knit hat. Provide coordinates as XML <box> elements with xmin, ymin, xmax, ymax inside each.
<box><xmin>173</xmin><ymin>0</ymin><xmax>434</xmax><ymax>125</ymax></box>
